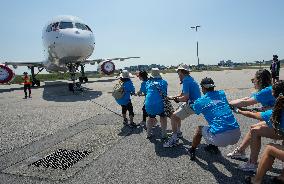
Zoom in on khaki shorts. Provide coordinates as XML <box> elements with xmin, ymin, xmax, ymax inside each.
<box><xmin>174</xmin><ymin>102</ymin><xmax>195</xmax><ymax>120</ymax></box>
<box><xmin>202</xmin><ymin>126</ymin><xmax>241</xmax><ymax>147</ymax></box>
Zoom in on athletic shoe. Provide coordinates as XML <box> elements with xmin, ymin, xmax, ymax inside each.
<box><xmin>163</xmin><ymin>137</ymin><xmax>179</xmax><ymax>148</ymax></box>
<box><xmin>188</xmin><ymin>147</ymin><xmax>196</xmax><ymax>160</ymax></box>
<box><xmin>238</xmin><ymin>161</ymin><xmax>257</xmax><ymax>172</ymax></box>
<box><xmin>139</xmin><ymin>121</ymin><xmax>147</xmax><ymax>130</ymax></box>
<box><xmin>227</xmin><ymin>147</ymin><xmax>247</xmax><ymax>160</ymax></box>
<box><xmin>204</xmin><ymin>144</ymin><xmax>220</xmax><ymax>154</ymax></box>
<box><xmin>129</xmin><ymin>122</ymin><xmax>137</xmax><ymax>128</ymax></box>
<box><xmin>146</xmin><ymin>134</ymin><xmax>153</xmax><ymax>139</ymax></box>
<box><xmin>177</xmin><ymin>132</ymin><xmax>183</xmax><ymax>138</ymax></box>
<box><xmin>123</xmin><ymin>118</ymin><xmax>128</xmax><ymax>125</ymax></box>
<box><xmin>161</xmin><ymin>134</ymin><xmax>169</xmax><ymax>142</ymax></box>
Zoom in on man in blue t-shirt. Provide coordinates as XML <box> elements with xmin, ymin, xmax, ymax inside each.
<box><xmin>187</xmin><ymin>77</ymin><xmax>241</xmax><ymax>160</ymax></box>
<box><xmin>163</xmin><ymin>64</ymin><xmax>201</xmax><ymax>147</ymax></box>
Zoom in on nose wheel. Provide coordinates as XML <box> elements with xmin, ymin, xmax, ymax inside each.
<box><xmin>67</xmin><ymin>63</ymin><xmax>86</xmax><ymax>92</ymax></box>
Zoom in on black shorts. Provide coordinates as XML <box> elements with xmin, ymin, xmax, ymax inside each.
<box><xmin>121</xmin><ymin>101</ymin><xmax>134</xmax><ymax>116</ymax></box>
<box><xmin>148</xmin><ymin>112</ymin><xmax>166</xmax><ymax>118</ymax></box>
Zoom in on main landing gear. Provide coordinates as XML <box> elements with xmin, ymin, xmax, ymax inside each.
<box><xmin>29</xmin><ymin>66</ymin><xmax>43</xmax><ymax>87</ymax></box>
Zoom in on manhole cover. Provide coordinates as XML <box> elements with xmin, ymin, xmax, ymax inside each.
<box><xmin>31</xmin><ymin>149</ymin><xmax>91</xmax><ymax>170</ymax></box>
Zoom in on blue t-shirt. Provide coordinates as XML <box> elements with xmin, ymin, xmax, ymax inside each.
<box><xmin>140</xmin><ymin>80</ymin><xmax>147</xmax><ymax>95</ymax></box>
<box><xmin>260</xmin><ymin>109</ymin><xmax>273</xmax><ymax>128</ymax></box>
<box><xmin>252</xmin><ymin>86</ymin><xmax>275</xmax><ymax>107</ymax></box>
<box><xmin>145</xmin><ymin>78</ymin><xmax>168</xmax><ymax>115</ymax></box>
<box><xmin>191</xmin><ymin>90</ymin><xmax>240</xmax><ymax>134</ymax></box>
<box><xmin>116</xmin><ymin>80</ymin><xmax>135</xmax><ymax>105</ymax></box>
<box><xmin>182</xmin><ymin>76</ymin><xmax>201</xmax><ymax>103</ymax></box>
<box><xmin>261</xmin><ymin>110</ymin><xmax>284</xmax><ymax>129</ymax></box>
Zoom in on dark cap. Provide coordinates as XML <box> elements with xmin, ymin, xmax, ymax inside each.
<box><xmin>23</xmin><ymin>72</ymin><xmax>28</xmax><ymax>75</ymax></box>
<box><xmin>200</xmin><ymin>77</ymin><xmax>216</xmax><ymax>88</ymax></box>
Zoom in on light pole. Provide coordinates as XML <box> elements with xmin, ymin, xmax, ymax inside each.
<box><xmin>190</xmin><ymin>25</ymin><xmax>201</xmax><ymax>66</ymax></box>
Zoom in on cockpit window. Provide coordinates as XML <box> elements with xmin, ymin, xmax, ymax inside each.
<box><xmin>46</xmin><ymin>24</ymin><xmax>52</xmax><ymax>32</ymax></box>
<box><xmin>75</xmin><ymin>23</ymin><xmax>88</xmax><ymax>30</ymax></box>
<box><xmin>59</xmin><ymin>22</ymin><xmax>73</xmax><ymax>29</ymax></box>
<box><xmin>46</xmin><ymin>22</ymin><xmax>59</xmax><ymax>32</ymax></box>
<box><xmin>85</xmin><ymin>25</ymin><xmax>92</xmax><ymax>32</ymax></box>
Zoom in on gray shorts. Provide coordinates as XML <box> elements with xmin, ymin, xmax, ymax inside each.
<box><xmin>174</xmin><ymin>102</ymin><xmax>195</xmax><ymax>120</ymax></box>
<box><xmin>202</xmin><ymin>126</ymin><xmax>241</xmax><ymax>147</ymax></box>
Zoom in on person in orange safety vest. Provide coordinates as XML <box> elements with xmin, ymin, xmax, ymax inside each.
<box><xmin>22</xmin><ymin>72</ymin><xmax>32</xmax><ymax>99</ymax></box>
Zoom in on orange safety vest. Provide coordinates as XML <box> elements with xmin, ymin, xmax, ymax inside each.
<box><xmin>23</xmin><ymin>75</ymin><xmax>32</xmax><ymax>85</ymax></box>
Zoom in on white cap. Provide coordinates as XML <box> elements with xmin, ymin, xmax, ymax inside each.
<box><xmin>119</xmin><ymin>70</ymin><xmax>133</xmax><ymax>78</ymax></box>
<box><xmin>175</xmin><ymin>64</ymin><xmax>191</xmax><ymax>72</ymax></box>
<box><xmin>149</xmin><ymin>68</ymin><xmax>162</xmax><ymax>78</ymax></box>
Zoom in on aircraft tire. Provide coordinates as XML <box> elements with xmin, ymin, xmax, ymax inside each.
<box><xmin>68</xmin><ymin>83</ymin><xmax>74</xmax><ymax>91</ymax></box>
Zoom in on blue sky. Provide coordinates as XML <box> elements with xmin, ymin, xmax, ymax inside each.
<box><xmin>0</xmin><ymin>0</ymin><xmax>283</xmax><ymax>73</ymax></box>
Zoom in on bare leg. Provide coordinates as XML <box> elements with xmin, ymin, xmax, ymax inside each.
<box><xmin>177</xmin><ymin>121</ymin><xmax>181</xmax><ymax>132</ymax></box>
<box><xmin>147</xmin><ymin>118</ymin><xmax>156</xmax><ymax>137</ymax></box>
<box><xmin>238</xmin><ymin>122</ymin><xmax>266</xmax><ymax>153</ymax></box>
<box><xmin>170</xmin><ymin>113</ymin><xmax>181</xmax><ymax>134</ymax></box>
<box><xmin>122</xmin><ymin>114</ymin><xmax>126</xmax><ymax>119</ymax></box>
<box><xmin>252</xmin><ymin>144</ymin><xmax>284</xmax><ymax>184</ymax></box>
<box><xmin>250</xmin><ymin>126</ymin><xmax>281</xmax><ymax>164</ymax></box>
<box><xmin>191</xmin><ymin>126</ymin><xmax>203</xmax><ymax>149</ymax></box>
<box><xmin>129</xmin><ymin>115</ymin><xmax>134</xmax><ymax>123</ymax></box>
<box><xmin>160</xmin><ymin>116</ymin><xmax>167</xmax><ymax>138</ymax></box>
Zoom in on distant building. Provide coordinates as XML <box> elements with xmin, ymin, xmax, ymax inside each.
<box><xmin>124</xmin><ymin>64</ymin><xmax>166</xmax><ymax>72</ymax></box>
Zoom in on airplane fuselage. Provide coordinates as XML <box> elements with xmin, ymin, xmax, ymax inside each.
<box><xmin>42</xmin><ymin>15</ymin><xmax>95</xmax><ymax>72</ymax></box>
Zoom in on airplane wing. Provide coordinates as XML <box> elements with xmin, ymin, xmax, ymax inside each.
<box><xmin>83</xmin><ymin>57</ymin><xmax>140</xmax><ymax>65</ymax></box>
<box><xmin>4</xmin><ymin>61</ymin><xmax>45</xmax><ymax>68</ymax></box>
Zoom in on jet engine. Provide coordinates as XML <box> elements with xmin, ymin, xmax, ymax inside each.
<box><xmin>0</xmin><ymin>65</ymin><xmax>15</xmax><ymax>84</ymax></box>
<box><xmin>97</xmin><ymin>60</ymin><xmax>115</xmax><ymax>75</ymax></box>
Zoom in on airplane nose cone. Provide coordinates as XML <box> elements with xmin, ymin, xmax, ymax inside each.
<box><xmin>53</xmin><ymin>29</ymin><xmax>95</xmax><ymax>61</ymax></box>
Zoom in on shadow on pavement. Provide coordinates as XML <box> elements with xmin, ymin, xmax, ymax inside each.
<box><xmin>118</xmin><ymin>124</ymin><xmax>143</xmax><ymax>137</ymax></box>
<box><xmin>146</xmin><ymin>126</ymin><xmax>191</xmax><ymax>158</ymax></box>
<box><xmin>42</xmin><ymin>82</ymin><xmax>102</xmax><ymax>102</ymax></box>
<box><xmin>92</xmin><ymin>78</ymin><xmax>118</xmax><ymax>83</ymax></box>
<box><xmin>194</xmin><ymin>145</ymin><xmax>247</xmax><ymax>184</ymax></box>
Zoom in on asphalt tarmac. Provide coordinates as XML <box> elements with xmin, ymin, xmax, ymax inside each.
<box><xmin>0</xmin><ymin>68</ymin><xmax>283</xmax><ymax>184</ymax></box>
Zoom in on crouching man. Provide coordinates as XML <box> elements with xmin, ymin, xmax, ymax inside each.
<box><xmin>188</xmin><ymin>77</ymin><xmax>241</xmax><ymax>160</ymax></box>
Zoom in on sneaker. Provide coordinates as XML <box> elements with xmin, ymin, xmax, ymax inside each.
<box><xmin>238</xmin><ymin>161</ymin><xmax>257</xmax><ymax>172</ymax></box>
<box><xmin>204</xmin><ymin>144</ymin><xmax>220</xmax><ymax>154</ymax></box>
<box><xmin>123</xmin><ymin>118</ymin><xmax>128</xmax><ymax>125</ymax></box>
<box><xmin>188</xmin><ymin>147</ymin><xmax>196</xmax><ymax>160</ymax></box>
<box><xmin>146</xmin><ymin>134</ymin><xmax>153</xmax><ymax>139</ymax></box>
<box><xmin>139</xmin><ymin>121</ymin><xmax>147</xmax><ymax>130</ymax></box>
<box><xmin>129</xmin><ymin>122</ymin><xmax>137</xmax><ymax>128</ymax></box>
<box><xmin>163</xmin><ymin>137</ymin><xmax>179</xmax><ymax>148</ymax></box>
<box><xmin>227</xmin><ymin>147</ymin><xmax>247</xmax><ymax>160</ymax></box>
<box><xmin>161</xmin><ymin>134</ymin><xmax>169</xmax><ymax>142</ymax></box>
<box><xmin>23</xmin><ymin>96</ymin><xmax>27</xmax><ymax>99</ymax></box>
<box><xmin>177</xmin><ymin>132</ymin><xmax>183</xmax><ymax>138</ymax></box>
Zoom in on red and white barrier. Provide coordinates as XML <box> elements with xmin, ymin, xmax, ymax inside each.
<box><xmin>0</xmin><ymin>65</ymin><xmax>15</xmax><ymax>83</ymax></box>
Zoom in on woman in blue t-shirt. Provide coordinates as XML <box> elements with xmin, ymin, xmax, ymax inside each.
<box><xmin>227</xmin><ymin>81</ymin><xmax>284</xmax><ymax>173</ymax></box>
<box><xmin>115</xmin><ymin>70</ymin><xmax>136</xmax><ymax>127</ymax></box>
<box><xmin>245</xmin><ymin>96</ymin><xmax>284</xmax><ymax>184</ymax></box>
<box><xmin>145</xmin><ymin>68</ymin><xmax>168</xmax><ymax>139</ymax></box>
<box><xmin>230</xmin><ymin>69</ymin><xmax>275</xmax><ymax>109</ymax></box>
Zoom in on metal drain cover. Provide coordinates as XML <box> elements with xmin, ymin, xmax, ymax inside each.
<box><xmin>31</xmin><ymin>149</ymin><xmax>90</xmax><ymax>170</ymax></box>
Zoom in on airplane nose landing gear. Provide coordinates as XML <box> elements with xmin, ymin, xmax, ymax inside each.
<box><xmin>67</xmin><ymin>63</ymin><xmax>86</xmax><ymax>93</ymax></box>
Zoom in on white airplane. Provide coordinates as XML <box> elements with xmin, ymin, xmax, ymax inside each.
<box><xmin>0</xmin><ymin>15</ymin><xmax>140</xmax><ymax>90</ymax></box>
